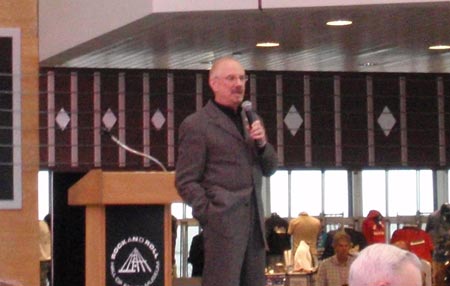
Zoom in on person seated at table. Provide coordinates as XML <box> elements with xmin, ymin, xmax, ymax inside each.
<box><xmin>316</xmin><ymin>231</ymin><xmax>356</xmax><ymax>286</ymax></box>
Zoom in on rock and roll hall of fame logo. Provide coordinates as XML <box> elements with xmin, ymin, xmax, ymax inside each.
<box><xmin>110</xmin><ymin>236</ymin><xmax>161</xmax><ymax>286</ymax></box>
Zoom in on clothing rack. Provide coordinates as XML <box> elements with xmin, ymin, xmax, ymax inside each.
<box><xmin>395</xmin><ymin>211</ymin><xmax>432</xmax><ymax>229</ymax></box>
<box><xmin>320</xmin><ymin>212</ymin><xmax>345</xmax><ymax>232</ymax></box>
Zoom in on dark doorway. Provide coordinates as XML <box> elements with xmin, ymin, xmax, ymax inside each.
<box><xmin>52</xmin><ymin>172</ymin><xmax>86</xmax><ymax>286</ymax></box>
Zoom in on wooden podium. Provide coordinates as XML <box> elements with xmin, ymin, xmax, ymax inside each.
<box><xmin>68</xmin><ymin>170</ymin><xmax>182</xmax><ymax>286</ymax></box>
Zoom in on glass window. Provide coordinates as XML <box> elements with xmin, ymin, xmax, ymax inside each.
<box><xmin>185</xmin><ymin>225</ymin><xmax>200</xmax><ymax>276</ymax></box>
<box><xmin>362</xmin><ymin>170</ymin><xmax>386</xmax><ymax>216</ymax></box>
<box><xmin>387</xmin><ymin>170</ymin><xmax>417</xmax><ymax>216</ymax></box>
<box><xmin>323</xmin><ymin>170</ymin><xmax>349</xmax><ymax>216</ymax></box>
<box><xmin>270</xmin><ymin>170</ymin><xmax>289</xmax><ymax>217</ymax></box>
<box><xmin>291</xmin><ymin>170</ymin><xmax>322</xmax><ymax>217</ymax></box>
<box><xmin>174</xmin><ymin>223</ymin><xmax>182</xmax><ymax>277</ymax></box>
<box><xmin>362</xmin><ymin>169</ymin><xmax>434</xmax><ymax>218</ymax></box>
<box><xmin>389</xmin><ymin>222</ymin><xmax>398</xmax><ymax>239</ymax></box>
<box><xmin>172</xmin><ymin>203</ymin><xmax>184</xmax><ymax>219</ymax></box>
<box><xmin>418</xmin><ymin>170</ymin><xmax>433</xmax><ymax>213</ymax></box>
<box><xmin>171</xmin><ymin>203</ymin><xmax>192</xmax><ymax>219</ymax></box>
<box><xmin>272</xmin><ymin>170</ymin><xmax>348</xmax><ymax>218</ymax></box>
<box><xmin>448</xmin><ymin>170</ymin><xmax>450</xmax><ymax>203</ymax></box>
<box><xmin>174</xmin><ymin>223</ymin><xmax>201</xmax><ymax>277</ymax></box>
<box><xmin>38</xmin><ymin>170</ymin><xmax>50</xmax><ymax>220</ymax></box>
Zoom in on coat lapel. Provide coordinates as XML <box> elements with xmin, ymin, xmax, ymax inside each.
<box><xmin>204</xmin><ymin>101</ymin><xmax>245</xmax><ymax>143</ymax></box>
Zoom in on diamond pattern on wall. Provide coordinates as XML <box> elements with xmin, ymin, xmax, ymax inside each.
<box><xmin>377</xmin><ymin>106</ymin><xmax>396</xmax><ymax>136</ymax></box>
<box><xmin>284</xmin><ymin>105</ymin><xmax>303</xmax><ymax>136</ymax></box>
<box><xmin>55</xmin><ymin>108</ymin><xmax>70</xmax><ymax>131</ymax></box>
<box><xmin>151</xmin><ymin>109</ymin><xmax>166</xmax><ymax>130</ymax></box>
<box><xmin>102</xmin><ymin>108</ymin><xmax>117</xmax><ymax>131</ymax></box>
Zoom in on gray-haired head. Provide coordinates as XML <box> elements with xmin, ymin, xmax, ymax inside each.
<box><xmin>349</xmin><ymin>243</ymin><xmax>422</xmax><ymax>286</ymax></box>
<box><xmin>209</xmin><ymin>56</ymin><xmax>242</xmax><ymax>80</ymax></box>
<box><xmin>332</xmin><ymin>231</ymin><xmax>352</xmax><ymax>247</ymax></box>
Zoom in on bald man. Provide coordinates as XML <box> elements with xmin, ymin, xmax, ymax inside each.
<box><xmin>176</xmin><ymin>57</ymin><xmax>278</xmax><ymax>286</ymax></box>
<box><xmin>349</xmin><ymin>243</ymin><xmax>422</xmax><ymax>286</ymax></box>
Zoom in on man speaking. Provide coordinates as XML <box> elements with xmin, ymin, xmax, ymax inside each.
<box><xmin>175</xmin><ymin>56</ymin><xmax>278</xmax><ymax>286</ymax></box>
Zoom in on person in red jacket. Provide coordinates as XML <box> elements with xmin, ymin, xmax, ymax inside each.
<box><xmin>362</xmin><ymin>210</ymin><xmax>386</xmax><ymax>244</ymax></box>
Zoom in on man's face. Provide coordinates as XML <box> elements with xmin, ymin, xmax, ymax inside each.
<box><xmin>334</xmin><ymin>239</ymin><xmax>351</xmax><ymax>259</ymax></box>
<box><xmin>209</xmin><ymin>59</ymin><xmax>246</xmax><ymax>110</ymax></box>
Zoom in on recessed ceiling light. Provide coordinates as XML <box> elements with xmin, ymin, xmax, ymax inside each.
<box><xmin>326</xmin><ymin>20</ymin><xmax>352</xmax><ymax>26</ymax></box>
<box><xmin>256</xmin><ymin>42</ymin><xmax>280</xmax><ymax>48</ymax></box>
<box><xmin>429</xmin><ymin>45</ymin><xmax>450</xmax><ymax>50</ymax></box>
<box><xmin>360</xmin><ymin>62</ymin><xmax>377</xmax><ymax>67</ymax></box>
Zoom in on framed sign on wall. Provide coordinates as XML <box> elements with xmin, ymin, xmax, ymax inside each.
<box><xmin>0</xmin><ymin>28</ymin><xmax>22</xmax><ymax>209</ymax></box>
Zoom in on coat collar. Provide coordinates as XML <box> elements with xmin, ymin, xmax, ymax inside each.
<box><xmin>204</xmin><ymin>100</ymin><xmax>250</xmax><ymax>143</ymax></box>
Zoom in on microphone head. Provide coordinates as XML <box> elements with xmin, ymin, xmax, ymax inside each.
<box><xmin>241</xmin><ymin>100</ymin><xmax>252</xmax><ymax>112</ymax></box>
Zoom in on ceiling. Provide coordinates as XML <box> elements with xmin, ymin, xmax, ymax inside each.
<box><xmin>40</xmin><ymin>2</ymin><xmax>450</xmax><ymax>73</ymax></box>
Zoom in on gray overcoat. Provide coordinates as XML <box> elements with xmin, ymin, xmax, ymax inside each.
<box><xmin>175</xmin><ymin>100</ymin><xmax>278</xmax><ymax>286</ymax></box>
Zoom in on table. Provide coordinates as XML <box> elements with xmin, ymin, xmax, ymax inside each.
<box><xmin>266</xmin><ymin>272</ymin><xmax>314</xmax><ymax>286</ymax></box>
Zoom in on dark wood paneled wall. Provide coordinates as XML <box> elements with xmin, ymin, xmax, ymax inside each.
<box><xmin>39</xmin><ymin>68</ymin><xmax>450</xmax><ymax>170</ymax></box>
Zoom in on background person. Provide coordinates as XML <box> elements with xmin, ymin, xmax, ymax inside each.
<box><xmin>39</xmin><ymin>218</ymin><xmax>51</xmax><ymax>286</ymax></box>
<box><xmin>349</xmin><ymin>243</ymin><xmax>422</xmax><ymax>286</ymax></box>
<box><xmin>175</xmin><ymin>56</ymin><xmax>278</xmax><ymax>286</ymax></box>
<box><xmin>321</xmin><ymin>226</ymin><xmax>367</xmax><ymax>260</ymax></box>
<box><xmin>316</xmin><ymin>231</ymin><xmax>356</xmax><ymax>286</ymax></box>
<box><xmin>391</xmin><ymin>240</ymin><xmax>431</xmax><ymax>286</ymax></box>
<box><xmin>187</xmin><ymin>230</ymin><xmax>204</xmax><ymax>277</ymax></box>
<box><xmin>425</xmin><ymin>203</ymin><xmax>450</xmax><ymax>286</ymax></box>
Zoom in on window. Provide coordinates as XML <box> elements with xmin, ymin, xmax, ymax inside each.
<box><xmin>291</xmin><ymin>170</ymin><xmax>322</xmax><ymax>216</ymax></box>
<box><xmin>362</xmin><ymin>169</ymin><xmax>434</xmax><ymax>217</ymax></box>
<box><xmin>387</xmin><ymin>170</ymin><xmax>417</xmax><ymax>216</ymax></box>
<box><xmin>172</xmin><ymin>202</ymin><xmax>192</xmax><ymax>220</ymax></box>
<box><xmin>269</xmin><ymin>170</ymin><xmax>289</xmax><ymax>217</ymax></box>
<box><xmin>448</xmin><ymin>170</ymin><xmax>450</xmax><ymax>202</ymax></box>
<box><xmin>362</xmin><ymin>170</ymin><xmax>387</xmax><ymax>216</ymax></box>
<box><xmin>38</xmin><ymin>170</ymin><xmax>50</xmax><ymax>219</ymax></box>
<box><xmin>417</xmin><ymin>170</ymin><xmax>433</xmax><ymax>213</ymax></box>
<box><xmin>172</xmin><ymin>202</ymin><xmax>194</xmax><ymax>277</ymax></box>
<box><xmin>323</xmin><ymin>170</ymin><xmax>349</xmax><ymax>217</ymax></box>
<box><xmin>270</xmin><ymin>170</ymin><xmax>348</xmax><ymax>218</ymax></box>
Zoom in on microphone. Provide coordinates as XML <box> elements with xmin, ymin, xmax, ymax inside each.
<box><xmin>101</xmin><ymin>127</ymin><xmax>167</xmax><ymax>171</ymax></box>
<box><xmin>241</xmin><ymin>100</ymin><xmax>256</xmax><ymax>125</ymax></box>
<box><xmin>241</xmin><ymin>100</ymin><xmax>265</xmax><ymax>148</ymax></box>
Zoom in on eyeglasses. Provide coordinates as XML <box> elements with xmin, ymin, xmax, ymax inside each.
<box><xmin>219</xmin><ymin>74</ymin><xmax>249</xmax><ymax>83</ymax></box>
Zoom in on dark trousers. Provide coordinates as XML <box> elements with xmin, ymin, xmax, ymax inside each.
<box><xmin>202</xmin><ymin>200</ymin><xmax>265</xmax><ymax>286</ymax></box>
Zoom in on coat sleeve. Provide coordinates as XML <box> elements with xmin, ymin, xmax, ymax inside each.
<box><xmin>175</xmin><ymin>117</ymin><xmax>209</xmax><ymax>224</ymax></box>
<box><xmin>257</xmin><ymin>141</ymin><xmax>278</xmax><ymax>177</ymax></box>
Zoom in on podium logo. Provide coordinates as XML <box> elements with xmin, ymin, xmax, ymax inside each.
<box><xmin>119</xmin><ymin>248</ymin><xmax>152</xmax><ymax>273</ymax></box>
<box><xmin>110</xmin><ymin>236</ymin><xmax>161</xmax><ymax>286</ymax></box>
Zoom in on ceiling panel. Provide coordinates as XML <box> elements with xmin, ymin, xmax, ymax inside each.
<box><xmin>39</xmin><ymin>2</ymin><xmax>450</xmax><ymax>73</ymax></box>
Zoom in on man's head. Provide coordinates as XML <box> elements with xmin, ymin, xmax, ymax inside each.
<box><xmin>349</xmin><ymin>243</ymin><xmax>422</xmax><ymax>286</ymax></box>
<box><xmin>209</xmin><ymin>57</ymin><xmax>247</xmax><ymax>111</ymax></box>
<box><xmin>332</xmin><ymin>231</ymin><xmax>352</xmax><ymax>261</ymax></box>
